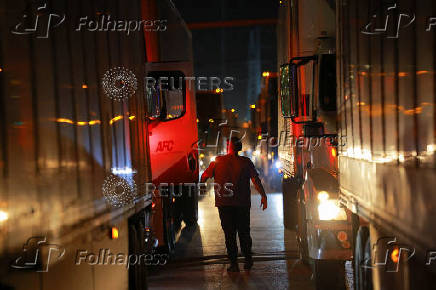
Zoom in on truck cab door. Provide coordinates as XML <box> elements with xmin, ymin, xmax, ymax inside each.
<box><xmin>145</xmin><ymin>61</ymin><xmax>198</xmax><ymax>185</ymax></box>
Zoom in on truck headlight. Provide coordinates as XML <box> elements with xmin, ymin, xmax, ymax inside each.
<box><xmin>317</xmin><ymin>191</ymin><xmax>347</xmax><ymax>220</ymax></box>
<box><xmin>317</xmin><ymin>191</ymin><xmax>329</xmax><ymax>201</ymax></box>
<box><xmin>275</xmin><ymin>160</ymin><xmax>282</xmax><ymax>169</ymax></box>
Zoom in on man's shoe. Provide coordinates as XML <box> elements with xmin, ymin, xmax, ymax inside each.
<box><xmin>227</xmin><ymin>263</ymin><xmax>240</xmax><ymax>272</ymax></box>
<box><xmin>244</xmin><ymin>259</ymin><xmax>253</xmax><ymax>270</ymax></box>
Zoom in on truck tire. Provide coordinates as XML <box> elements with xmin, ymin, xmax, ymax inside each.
<box><xmin>128</xmin><ymin>210</ymin><xmax>148</xmax><ymax>290</ymax></box>
<box><xmin>282</xmin><ymin>177</ymin><xmax>299</xmax><ymax>229</ymax></box>
<box><xmin>312</xmin><ymin>259</ymin><xmax>346</xmax><ymax>290</ymax></box>
<box><xmin>354</xmin><ymin>226</ymin><xmax>372</xmax><ymax>290</ymax></box>
<box><xmin>296</xmin><ymin>189</ymin><xmax>309</xmax><ymax>263</ymax></box>
<box><xmin>181</xmin><ymin>184</ymin><xmax>198</xmax><ymax>226</ymax></box>
<box><xmin>163</xmin><ymin>198</ymin><xmax>176</xmax><ymax>256</ymax></box>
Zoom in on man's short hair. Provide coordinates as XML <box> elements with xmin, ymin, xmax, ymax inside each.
<box><xmin>229</xmin><ymin>136</ymin><xmax>242</xmax><ymax>152</ymax></box>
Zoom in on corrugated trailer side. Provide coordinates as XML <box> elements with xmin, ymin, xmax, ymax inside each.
<box><xmin>337</xmin><ymin>0</ymin><xmax>436</xmax><ymax>288</ymax></box>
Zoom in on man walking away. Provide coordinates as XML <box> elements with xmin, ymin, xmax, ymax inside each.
<box><xmin>200</xmin><ymin>137</ymin><xmax>267</xmax><ymax>272</ymax></box>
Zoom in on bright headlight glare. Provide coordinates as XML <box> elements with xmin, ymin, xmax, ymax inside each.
<box><xmin>317</xmin><ymin>191</ymin><xmax>329</xmax><ymax>202</ymax></box>
<box><xmin>318</xmin><ymin>198</ymin><xmax>347</xmax><ymax>221</ymax></box>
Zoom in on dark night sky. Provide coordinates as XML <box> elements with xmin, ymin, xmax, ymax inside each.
<box><xmin>172</xmin><ymin>0</ymin><xmax>278</xmax><ymax>121</ymax></box>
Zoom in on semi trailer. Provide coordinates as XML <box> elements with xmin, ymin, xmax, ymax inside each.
<box><xmin>278</xmin><ymin>0</ymin><xmax>436</xmax><ymax>289</ymax></box>
<box><xmin>0</xmin><ymin>0</ymin><xmax>198</xmax><ymax>289</ymax></box>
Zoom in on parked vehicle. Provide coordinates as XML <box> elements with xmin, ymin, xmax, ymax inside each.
<box><xmin>337</xmin><ymin>0</ymin><xmax>436</xmax><ymax>289</ymax></box>
<box><xmin>279</xmin><ymin>0</ymin><xmax>436</xmax><ymax>289</ymax></box>
<box><xmin>0</xmin><ymin>0</ymin><xmax>197</xmax><ymax>289</ymax></box>
<box><xmin>277</xmin><ymin>0</ymin><xmax>352</xmax><ymax>288</ymax></box>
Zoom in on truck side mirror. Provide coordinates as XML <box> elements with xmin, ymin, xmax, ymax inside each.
<box><xmin>289</xmin><ymin>63</ymin><xmax>299</xmax><ymax>117</ymax></box>
<box><xmin>145</xmin><ymin>70</ymin><xmax>186</xmax><ymax>121</ymax></box>
<box><xmin>280</xmin><ymin>56</ymin><xmax>317</xmax><ymax>120</ymax></box>
<box><xmin>280</xmin><ymin>63</ymin><xmax>298</xmax><ymax>118</ymax></box>
<box><xmin>145</xmin><ymin>86</ymin><xmax>162</xmax><ymax>120</ymax></box>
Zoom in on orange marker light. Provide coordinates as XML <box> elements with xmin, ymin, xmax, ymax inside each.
<box><xmin>331</xmin><ymin>148</ymin><xmax>337</xmax><ymax>157</ymax></box>
<box><xmin>82</xmin><ymin>84</ymin><xmax>88</xmax><ymax>89</ymax></box>
<box><xmin>152</xmin><ymin>202</ymin><xmax>156</xmax><ymax>209</ymax></box>
<box><xmin>109</xmin><ymin>115</ymin><xmax>123</xmax><ymax>125</ymax></box>
<box><xmin>337</xmin><ymin>231</ymin><xmax>347</xmax><ymax>242</ymax></box>
<box><xmin>391</xmin><ymin>248</ymin><xmax>400</xmax><ymax>263</ymax></box>
<box><xmin>342</xmin><ymin>241</ymin><xmax>351</xmax><ymax>249</ymax></box>
<box><xmin>111</xmin><ymin>227</ymin><xmax>119</xmax><ymax>239</ymax></box>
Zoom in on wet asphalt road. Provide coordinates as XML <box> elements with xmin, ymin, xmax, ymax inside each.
<box><xmin>148</xmin><ymin>192</ymin><xmax>315</xmax><ymax>290</ymax></box>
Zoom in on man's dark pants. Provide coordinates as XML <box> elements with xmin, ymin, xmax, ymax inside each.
<box><xmin>218</xmin><ymin>206</ymin><xmax>252</xmax><ymax>264</ymax></box>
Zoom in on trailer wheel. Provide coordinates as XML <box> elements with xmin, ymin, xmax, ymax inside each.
<box><xmin>354</xmin><ymin>226</ymin><xmax>372</xmax><ymax>290</ymax></box>
<box><xmin>312</xmin><ymin>259</ymin><xmax>346</xmax><ymax>290</ymax></box>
